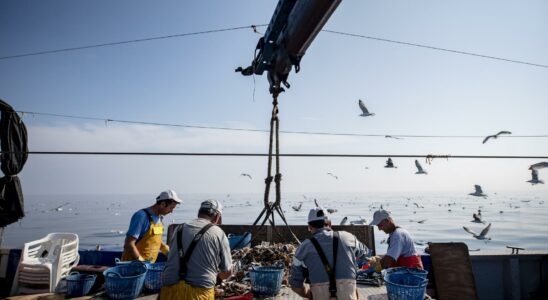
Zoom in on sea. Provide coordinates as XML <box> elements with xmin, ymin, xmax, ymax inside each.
<box><xmin>2</xmin><ymin>191</ymin><xmax>547</xmax><ymax>254</ymax></box>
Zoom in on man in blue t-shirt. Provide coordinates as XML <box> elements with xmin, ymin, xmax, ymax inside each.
<box><xmin>121</xmin><ymin>190</ymin><xmax>182</xmax><ymax>263</ymax></box>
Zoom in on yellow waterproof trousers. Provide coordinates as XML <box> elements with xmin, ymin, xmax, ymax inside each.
<box><xmin>159</xmin><ymin>280</ymin><xmax>214</xmax><ymax>300</ymax></box>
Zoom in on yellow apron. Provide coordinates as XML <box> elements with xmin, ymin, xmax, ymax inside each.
<box><xmin>159</xmin><ymin>280</ymin><xmax>214</xmax><ymax>300</ymax></box>
<box><xmin>121</xmin><ymin>209</ymin><xmax>163</xmax><ymax>263</ymax></box>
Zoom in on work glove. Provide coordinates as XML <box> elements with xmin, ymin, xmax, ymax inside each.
<box><xmin>160</xmin><ymin>243</ymin><xmax>170</xmax><ymax>255</ymax></box>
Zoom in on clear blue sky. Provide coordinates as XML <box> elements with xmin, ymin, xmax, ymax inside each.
<box><xmin>1</xmin><ymin>0</ymin><xmax>547</xmax><ymax>195</ymax></box>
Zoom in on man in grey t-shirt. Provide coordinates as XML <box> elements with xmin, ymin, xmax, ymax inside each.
<box><xmin>290</xmin><ymin>207</ymin><xmax>369</xmax><ymax>300</ymax></box>
<box><xmin>160</xmin><ymin>199</ymin><xmax>232</xmax><ymax>300</ymax></box>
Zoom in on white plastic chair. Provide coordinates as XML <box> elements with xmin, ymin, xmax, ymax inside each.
<box><xmin>11</xmin><ymin>233</ymin><xmax>80</xmax><ymax>295</ymax></box>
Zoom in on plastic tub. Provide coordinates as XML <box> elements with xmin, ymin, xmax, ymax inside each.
<box><xmin>143</xmin><ymin>262</ymin><xmax>165</xmax><ymax>293</ymax></box>
<box><xmin>103</xmin><ymin>262</ymin><xmax>147</xmax><ymax>300</ymax></box>
<box><xmin>228</xmin><ymin>233</ymin><xmax>252</xmax><ymax>250</ymax></box>
<box><xmin>384</xmin><ymin>271</ymin><xmax>428</xmax><ymax>300</ymax></box>
<box><xmin>66</xmin><ymin>272</ymin><xmax>96</xmax><ymax>297</ymax></box>
<box><xmin>250</xmin><ymin>266</ymin><xmax>284</xmax><ymax>296</ymax></box>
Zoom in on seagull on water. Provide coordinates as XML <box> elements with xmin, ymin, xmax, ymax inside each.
<box><xmin>482</xmin><ymin>131</ymin><xmax>511</xmax><ymax>144</ymax></box>
<box><xmin>463</xmin><ymin>223</ymin><xmax>492</xmax><ymax>240</ymax></box>
<box><xmin>414</xmin><ymin>160</ymin><xmax>427</xmax><ymax>175</ymax></box>
<box><xmin>527</xmin><ymin>169</ymin><xmax>544</xmax><ymax>185</ymax></box>
<box><xmin>241</xmin><ymin>173</ymin><xmax>252</xmax><ymax>179</ymax></box>
<box><xmin>472</xmin><ymin>210</ymin><xmax>484</xmax><ymax>223</ymax></box>
<box><xmin>358</xmin><ymin>99</ymin><xmax>375</xmax><ymax>117</ymax></box>
<box><xmin>385</xmin><ymin>158</ymin><xmax>397</xmax><ymax>168</ymax></box>
<box><xmin>385</xmin><ymin>135</ymin><xmax>403</xmax><ymax>140</ymax></box>
<box><xmin>327</xmin><ymin>208</ymin><xmax>338</xmax><ymax>214</ymax></box>
<box><xmin>292</xmin><ymin>202</ymin><xmax>303</xmax><ymax>212</ymax></box>
<box><xmin>327</xmin><ymin>172</ymin><xmax>339</xmax><ymax>180</ymax></box>
<box><xmin>469</xmin><ymin>185</ymin><xmax>487</xmax><ymax>197</ymax></box>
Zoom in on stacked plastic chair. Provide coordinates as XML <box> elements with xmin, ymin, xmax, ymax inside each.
<box><xmin>11</xmin><ymin>233</ymin><xmax>80</xmax><ymax>295</ymax></box>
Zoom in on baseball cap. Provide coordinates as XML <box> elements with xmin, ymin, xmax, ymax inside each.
<box><xmin>308</xmin><ymin>207</ymin><xmax>330</xmax><ymax>222</ymax></box>
<box><xmin>156</xmin><ymin>190</ymin><xmax>182</xmax><ymax>204</ymax></box>
<box><xmin>200</xmin><ymin>199</ymin><xmax>223</xmax><ymax>214</ymax></box>
<box><xmin>369</xmin><ymin>209</ymin><xmax>391</xmax><ymax>226</ymax></box>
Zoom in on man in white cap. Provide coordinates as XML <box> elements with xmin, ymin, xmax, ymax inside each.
<box><xmin>290</xmin><ymin>207</ymin><xmax>369</xmax><ymax>300</ymax></box>
<box><xmin>122</xmin><ymin>189</ymin><xmax>182</xmax><ymax>263</ymax></box>
<box><xmin>369</xmin><ymin>209</ymin><xmax>423</xmax><ymax>270</ymax></box>
<box><xmin>160</xmin><ymin>199</ymin><xmax>232</xmax><ymax>300</ymax></box>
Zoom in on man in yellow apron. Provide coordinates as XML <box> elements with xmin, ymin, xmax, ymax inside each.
<box><xmin>121</xmin><ymin>190</ymin><xmax>181</xmax><ymax>263</ymax></box>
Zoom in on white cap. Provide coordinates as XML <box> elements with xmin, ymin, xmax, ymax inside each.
<box><xmin>308</xmin><ymin>207</ymin><xmax>330</xmax><ymax>222</ymax></box>
<box><xmin>369</xmin><ymin>209</ymin><xmax>391</xmax><ymax>226</ymax></box>
<box><xmin>200</xmin><ymin>199</ymin><xmax>223</xmax><ymax>214</ymax></box>
<box><xmin>156</xmin><ymin>190</ymin><xmax>182</xmax><ymax>204</ymax></box>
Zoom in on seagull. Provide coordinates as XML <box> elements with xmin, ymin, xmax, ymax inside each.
<box><xmin>413</xmin><ymin>203</ymin><xmax>424</xmax><ymax>208</ymax></box>
<box><xmin>340</xmin><ymin>216</ymin><xmax>348</xmax><ymax>225</ymax></box>
<box><xmin>327</xmin><ymin>208</ymin><xmax>338</xmax><ymax>214</ymax></box>
<box><xmin>241</xmin><ymin>173</ymin><xmax>252</xmax><ymax>179</ymax></box>
<box><xmin>414</xmin><ymin>160</ymin><xmax>427</xmax><ymax>174</ymax></box>
<box><xmin>385</xmin><ymin>158</ymin><xmax>397</xmax><ymax>168</ymax></box>
<box><xmin>349</xmin><ymin>216</ymin><xmax>367</xmax><ymax>225</ymax></box>
<box><xmin>472</xmin><ymin>210</ymin><xmax>484</xmax><ymax>223</ymax></box>
<box><xmin>358</xmin><ymin>99</ymin><xmax>375</xmax><ymax>117</ymax></box>
<box><xmin>463</xmin><ymin>223</ymin><xmax>492</xmax><ymax>240</ymax></box>
<box><xmin>482</xmin><ymin>131</ymin><xmax>512</xmax><ymax>144</ymax></box>
<box><xmin>527</xmin><ymin>169</ymin><xmax>544</xmax><ymax>185</ymax></box>
<box><xmin>327</xmin><ymin>172</ymin><xmax>339</xmax><ymax>180</ymax></box>
<box><xmin>469</xmin><ymin>185</ymin><xmax>487</xmax><ymax>197</ymax></box>
<box><xmin>385</xmin><ymin>135</ymin><xmax>402</xmax><ymax>140</ymax></box>
<box><xmin>51</xmin><ymin>202</ymin><xmax>70</xmax><ymax>212</ymax></box>
<box><xmin>529</xmin><ymin>162</ymin><xmax>548</xmax><ymax>170</ymax></box>
<box><xmin>292</xmin><ymin>202</ymin><xmax>303</xmax><ymax>211</ymax></box>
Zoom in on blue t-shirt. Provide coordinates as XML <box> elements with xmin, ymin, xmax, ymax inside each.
<box><xmin>126</xmin><ymin>208</ymin><xmax>162</xmax><ymax>242</ymax></box>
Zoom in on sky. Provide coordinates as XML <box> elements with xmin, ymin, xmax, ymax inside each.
<box><xmin>1</xmin><ymin>0</ymin><xmax>547</xmax><ymax>196</ymax></box>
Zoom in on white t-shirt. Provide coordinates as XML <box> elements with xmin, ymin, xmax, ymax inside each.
<box><xmin>386</xmin><ymin>227</ymin><xmax>418</xmax><ymax>260</ymax></box>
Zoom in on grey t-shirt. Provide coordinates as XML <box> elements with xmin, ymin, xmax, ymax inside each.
<box><xmin>386</xmin><ymin>227</ymin><xmax>418</xmax><ymax>260</ymax></box>
<box><xmin>162</xmin><ymin>218</ymin><xmax>232</xmax><ymax>288</ymax></box>
<box><xmin>289</xmin><ymin>228</ymin><xmax>369</xmax><ymax>288</ymax></box>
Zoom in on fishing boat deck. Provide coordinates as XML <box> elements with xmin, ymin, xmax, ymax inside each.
<box><xmin>5</xmin><ymin>285</ymin><xmax>389</xmax><ymax>299</ymax></box>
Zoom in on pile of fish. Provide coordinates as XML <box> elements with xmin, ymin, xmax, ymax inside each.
<box><xmin>214</xmin><ymin>243</ymin><xmax>297</xmax><ymax>298</ymax></box>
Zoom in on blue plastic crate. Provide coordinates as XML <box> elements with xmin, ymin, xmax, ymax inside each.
<box><xmin>66</xmin><ymin>272</ymin><xmax>96</xmax><ymax>297</ymax></box>
<box><xmin>103</xmin><ymin>262</ymin><xmax>147</xmax><ymax>300</ymax></box>
<box><xmin>384</xmin><ymin>272</ymin><xmax>428</xmax><ymax>300</ymax></box>
<box><xmin>228</xmin><ymin>233</ymin><xmax>251</xmax><ymax>250</ymax></box>
<box><xmin>143</xmin><ymin>262</ymin><xmax>165</xmax><ymax>293</ymax></box>
<box><xmin>250</xmin><ymin>266</ymin><xmax>284</xmax><ymax>297</ymax></box>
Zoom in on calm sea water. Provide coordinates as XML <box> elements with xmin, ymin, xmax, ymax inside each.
<box><xmin>2</xmin><ymin>192</ymin><xmax>547</xmax><ymax>254</ymax></box>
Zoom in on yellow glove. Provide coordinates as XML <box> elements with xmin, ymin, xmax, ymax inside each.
<box><xmin>137</xmin><ymin>255</ymin><xmax>145</xmax><ymax>261</ymax></box>
<box><xmin>160</xmin><ymin>243</ymin><xmax>170</xmax><ymax>255</ymax></box>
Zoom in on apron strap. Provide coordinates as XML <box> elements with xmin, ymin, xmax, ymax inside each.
<box><xmin>178</xmin><ymin>223</ymin><xmax>214</xmax><ymax>279</ymax></box>
<box><xmin>310</xmin><ymin>231</ymin><xmax>339</xmax><ymax>298</ymax></box>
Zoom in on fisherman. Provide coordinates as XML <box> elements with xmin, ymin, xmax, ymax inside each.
<box><xmin>160</xmin><ymin>199</ymin><xmax>232</xmax><ymax>300</ymax></box>
<box><xmin>290</xmin><ymin>207</ymin><xmax>369</xmax><ymax>300</ymax></box>
<box><xmin>121</xmin><ymin>190</ymin><xmax>181</xmax><ymax>263</ymax></box>
<box><xmin>369</xmin><ymin>209</ymin><xmax>424</xmax><ymax>270</ymax></box>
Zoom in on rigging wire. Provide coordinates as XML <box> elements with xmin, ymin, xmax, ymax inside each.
<box><xmin>0</xmin><ymin>25</ymin><xmax>545</xmax><ymax>69</ymax></box>
<box><xmin>22</xmin><ymin>151</ymin><xmax>548</xmax><ymax>159</ymax></box>
<box><xmin>16</xmin><ymin>110</ymin><xmax>548</xmax><ymax>139</ymax></box>
<box><xmin>323</xmin><ymin>30</ymin><xmax>548</xmax><ymax>69</ymax></box>
<box><xmin>0</xmin><ymin>25</ymin><xmax>268</xmax><ymax>60</ymax></box>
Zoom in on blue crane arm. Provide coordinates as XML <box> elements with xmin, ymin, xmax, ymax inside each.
<box><xmin>236</xmin><ymin>0</ymin><xmax>341</xmax><ymax>95</ymax></box>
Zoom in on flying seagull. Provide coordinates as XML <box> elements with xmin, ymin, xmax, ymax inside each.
<box><xmin>482</xmin><ymin>131</ymin><xmax>512</xmax><ymax>144</ymax></box>
<box><xmin>414</xmin><ymin>160</ymin><xmax>427</xmax><ymax>174</ymax></box>
<box><xmin>241</xmin><ymin>173</ymin><xmax>252</xmax><ymax>179</ymax></box>
<box><xmin>327</xmin><ymin>208</ymin><xmax>338</xmax><ymax>214</ymax></box>
<box><xmin>327</xmin><ymin>172</ymin><xmax>339</xmax><ymax>180</ymax></box>
<box><xmin>529</xmin><ymin>162</ymin><xmax>548</xmax><ymax>170</ymax></box>
<box><xmin>527</xmin><ymin>169</ymin><xmax>544</xmax><ymax>185</ymax></box>
<box><xmin>358</xmin><ymin>99</ymin><xmax>375</xmax><ymax>117</ymax></box>
<box><xmin>463</xmin><ymin>223</ymin><xmax>492</xmax><ymax>240</ymax></box>
<box><xmin>385</xmin><ymin>135</ymin><xmax>403</xmax><ymax>140</ymax></box>
<box><xmin>385</xmin><ymin>158</ymin><xmax>397</xmax><ymax>168</ymax></box>
<box><xmin>469</xmin><ymin>185</ymin><xmax>487</xmax><ymax>197</ymax></box>
<box><xmin>340</xmin><ymin>216</ymin><xmax>348</xmax><ymax>225</ymax></box>
<box><xmin>292</xmin><ymin>202</ymin><xmax>303</xmax><ymax>211</ymax></box>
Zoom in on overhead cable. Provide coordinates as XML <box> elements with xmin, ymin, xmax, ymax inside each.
<box><xmin>0</xmin><ymin>25</ymin><xmax>267</xmax><ymax>60</ymax></box>
<box><xmin>23</xmin><ymin>151</ymin><xmax>548</xmax><ymax>159</ymax></box>
<box><xmin>17</xmin><ymin>110</ymin><xmax>548</xmax><ymax>139</ymax></box>
<box><xmin>323</xmin><ymin>30</ymin><xmax>548</xmax><ymax>69</ymax></box>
